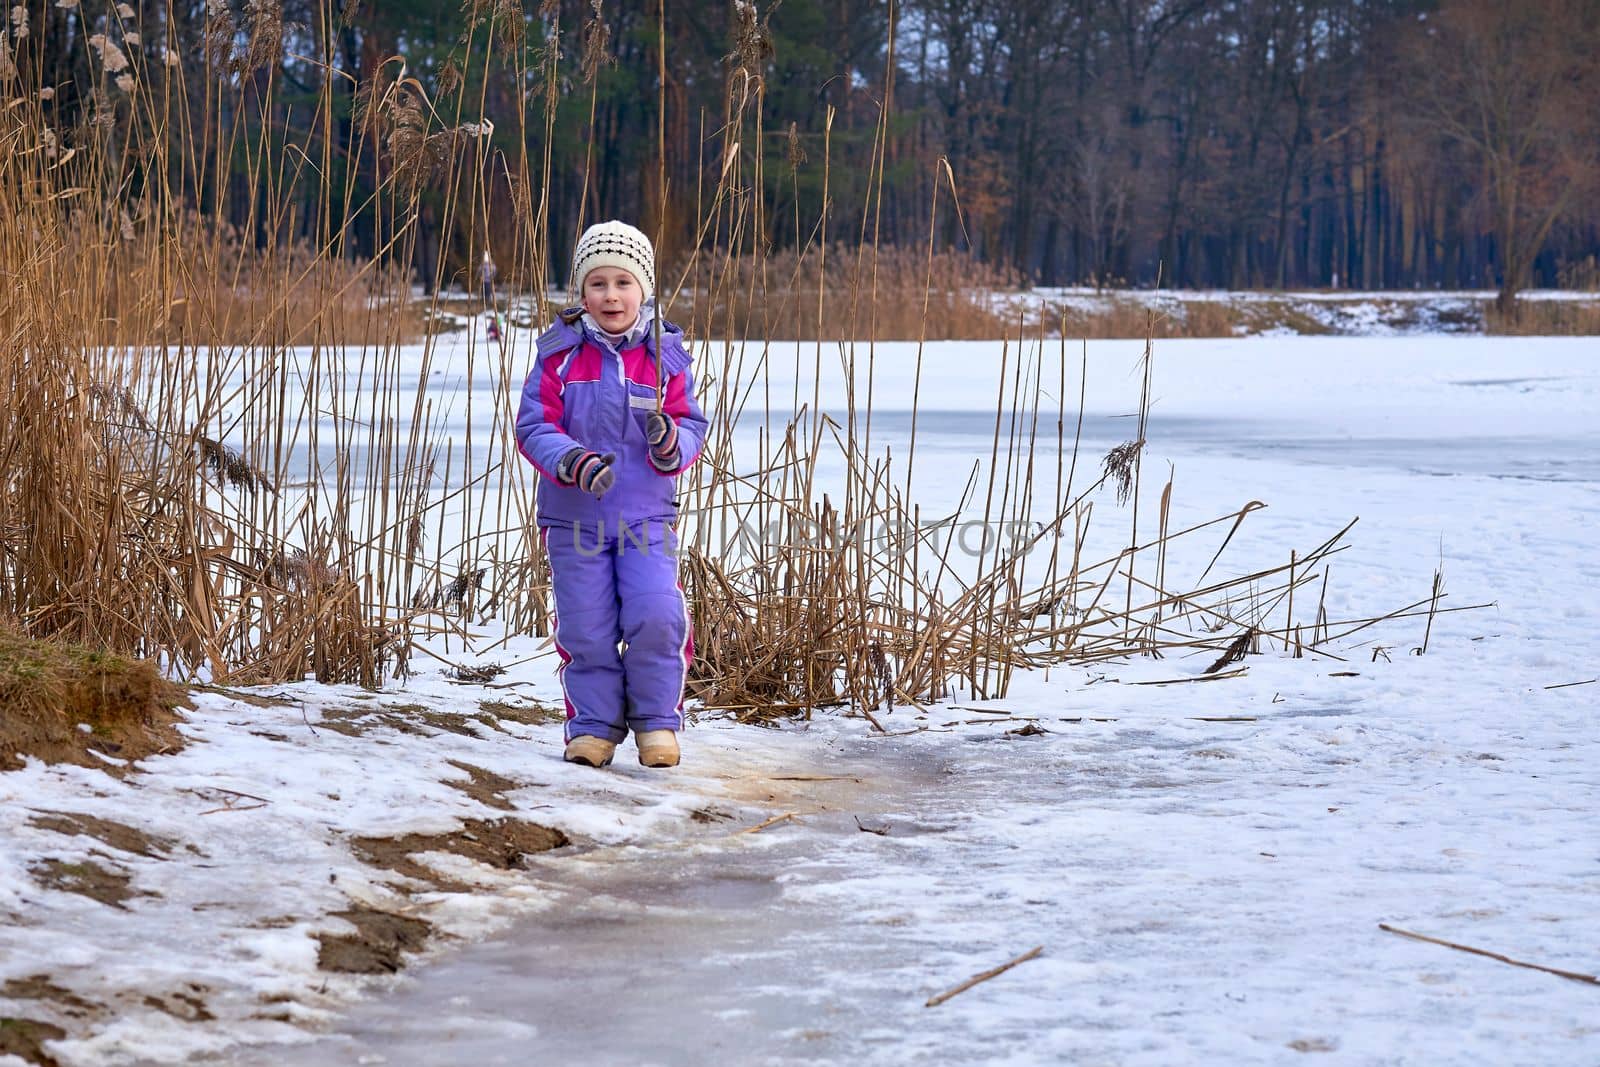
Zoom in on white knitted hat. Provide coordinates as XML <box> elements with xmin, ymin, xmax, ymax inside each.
<box><xmin>571</xmin><ymin>220</ymin><xmax>655</xmax><ymax>301</ymax></box>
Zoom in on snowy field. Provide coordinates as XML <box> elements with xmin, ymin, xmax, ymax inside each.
<box><xmin>2</xmin><ymin>333</ymin><xmax>1597</xmax><ymax>1066</ymax></box>
<box><xmin>1014</xmin><ymin>287</ymin><xmax>1600</xmax><ymax>335</ymax></box>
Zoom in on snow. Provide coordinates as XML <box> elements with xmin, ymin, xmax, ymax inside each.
<box><xmin>1007</xmin><ymin>287</ymin><xmax>1599</xmax><ymax>336</ymax></box>
<box><xmin>3</xmin><ymin>330</ymin><xmax>1599</xmax><ymax>1065</ymax></box>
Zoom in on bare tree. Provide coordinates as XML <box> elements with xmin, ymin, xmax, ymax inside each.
<box><xmin>1395</xmin><ymin>0</ymin><xmax>1600</xmax><ymax>317</ymax></box>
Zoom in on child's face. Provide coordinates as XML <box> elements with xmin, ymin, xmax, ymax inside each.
<box><xmin>581</xmin><ymin>267</ymin><xmax>643</xmax><ymax>334</ymax></box>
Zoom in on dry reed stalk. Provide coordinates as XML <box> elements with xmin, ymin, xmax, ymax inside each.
<box><xmin>0</xmin><ymin>0</ymin><xmax>521</xmax><ymax>685</ymax></box>
<box><xmin>1</xmin><ymin>1</ymin><xmax>1448</xmax><ymax>715</ymax></box>
<box><xmin>925</xmin><ymin>946</ymin><xmax>1044</xmax><ymax>1008</ymax></box>
<box><xmin>1484</xmin><ymin>298</ymin><xmax>1600</xmax><ymax>336</ymax></box>
<box><xmin>674</xmin><ymin>244</ymin><xmax>1024</xmax><ymax>341</ymax></box>
<box><xmin>1378</xmin><ymin>924</ymin><xmax>1600</xmax><ymax>986</ymax></box>
<box><xmin>1286</xmin><ymin>549</ymin><xmax>1297</xmax><ymax>651</ymax></box>
<box><xmin>1038</xmin><ymin>295</ymin><xmax>1337</xmax><ymax>341</ymax></box>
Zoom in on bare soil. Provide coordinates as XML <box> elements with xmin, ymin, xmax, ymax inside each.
<box><xmin>315</xmin><ymin>701</ymin><xmax>553</xmax><ymax>740</ymax></box>
<box><xmin>478</xmin><ymin>697</ymin><xmax>566</xmax><ymax>726</ymax></box>
<box><xmin>350</xmin><ymin>818</ymin><xmax>570</xmax><ymax>891</ymax></box>
<box><xmin>187</xmin><ymin>684</ymin><xmax>296</xmax><ymax>709</ymax></box>
<box><xmin>444</xmin><ymin>760</ymin><xmax>524</xmax><ymax>811</ymax></box>
<box><xmin>0</xmin><ymin>1017</ymin><xmax>67</xmax><ymax>1067</ymax></box>
<box><xmin>1</xmin><ymin>672</ymin><xmax>579</xmax><ymax>1055</ymax></box>
<box><xmin>142</xmin><ymin>992</ymin><xmax>215</xmax><ymax>1023</ymax></box>
<box><xmin>0</xmin><ymin>627</ymin><xmax>190</xmax><ymax>773</ymax></box>
<box><xmin>28</xmin><ymin>812</ymin><xmax>175</xmax><ymax>858</ymax></box>
<box><xmin>27</xmin><ymin>858</ymin><xmax>151</xmax><ymax>909</ymax></box>
<box><xmin>317</xmin><ymin>808</ymin><xmax>569</xmax><ymax>976</ymax></box>
<box><xmin>0</xmin><ymin>979</ymin><xmax>97</xmax><ymax>1021</ymax></box>
<box><xmin>317</xmin><ymin>907</ymin><xmax>434</xmax><ymax>975</ymax></box>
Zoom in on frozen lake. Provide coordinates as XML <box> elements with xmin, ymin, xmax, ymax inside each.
<box><xmin>8</xmin><ymin>333</ymin><xmax>1591</xmax><ymax>1065</ymax></box>
<box><xmin>203</xmin><ymin>334</ymin><xmax>1598</xmax><ymax>1066</ymax></box>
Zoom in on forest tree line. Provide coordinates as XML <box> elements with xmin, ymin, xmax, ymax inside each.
<box><xmin>5</xmin><ymin>0</ymin><xmax>1598</xmax><ymax>307</ymax></box>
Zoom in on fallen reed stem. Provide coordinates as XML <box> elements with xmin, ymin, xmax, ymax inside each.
<box><xmin>1378</xmin><ymin>924</ymin><xmax>1600</xmax><ymax>986</ymax></box>
<box><xmin>925</xmin><ymin>946</ymin><xmax>1045</xmax><ymax>1008</ymax></box>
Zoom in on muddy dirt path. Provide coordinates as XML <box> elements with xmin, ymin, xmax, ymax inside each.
<box><xmin>222</xmin><ymin>731</ymin><xmax>970</xmax><ymax>1067</ymax></box>
<box><xmin>163</xmin><ymin>690</ymin><xmax>1600</xmax><ymax>1066</ymax></box>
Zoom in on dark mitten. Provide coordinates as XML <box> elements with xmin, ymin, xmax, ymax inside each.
<box><xmin>559</xmin><ymin>448</ymin><xmax>616</xmax><ymax>497</ymax></box>
<box><xmin>645</xmin><ymin>411</ymin><xmax>680</xmax><ymax>471</ymax></box>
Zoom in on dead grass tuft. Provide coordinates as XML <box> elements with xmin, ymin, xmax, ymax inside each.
<box><xmin>447</xmin><ymin>661</ymin><xmax>504</xmax><ymax>683</ymax></box>
<box><xmin>2</xmin><ymin>111</ymin><xmax>422</xmax><ymax>687</ymax></box>
<box><xmin>0</xmin><ymin>625</ymin><xmax>189</xmax><ymax>772</ymax></box>
<box><xmin>1101</xmin><ymin>440</ymin><xmax>1145</xmax><ymax>505</ymax></box>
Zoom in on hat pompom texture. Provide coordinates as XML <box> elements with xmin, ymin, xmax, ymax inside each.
<box><xmin>571</xmin><ymin>220</ymin><xmax>655</xmax><ymax>301</ymax></box>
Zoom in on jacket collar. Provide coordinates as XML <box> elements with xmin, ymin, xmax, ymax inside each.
<box><xmin>537</xmin><ymin>305</ymin><xmax>689</xmax><ymax>373</ymax></box>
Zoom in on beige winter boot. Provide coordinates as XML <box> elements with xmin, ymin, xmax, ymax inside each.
<box><xmin>635</xmin><ymin>730</ymin><xmax>680</xmax><ymax>768</ymax></box>
<box><xmin>563</xmin><ymin>735</ymin><xmax>617</xmax><ymax>768</ymax></box>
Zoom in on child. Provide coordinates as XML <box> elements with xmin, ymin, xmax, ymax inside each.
<box><xmin>514</xmin><ymin>221</ymin><xmax>708</xmax><ymax>769</ymax></box>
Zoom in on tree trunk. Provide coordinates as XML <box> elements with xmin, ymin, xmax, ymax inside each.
<box><xmin>1495</xmin><ymin>285</ymin><xmax>1520</xmax><ymax>323</ymax></box>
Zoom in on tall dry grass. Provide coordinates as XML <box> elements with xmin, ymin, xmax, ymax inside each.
<box><xmin>103</xmin><ymin>220</ymin><xmax>425</xmax><ymax>348</ymax></box>
<box><xmin>646</xmin><ymin>16</ymin><xmax>1444</xmax><ymax>720</ymax></box>
<box><xmin>670</xmin><ymin>244</ymin><xmax>1025</xmax><ymax>341</ymax></box>
<box><xmin>1485</xmin><ymin>298</ymin><xmax>1600</xmax><ymax>335</ymax></box>
<box><xmin>0</xmin><ymin>1</ymin><xmax>526</xmax><ymax>686</ymax></box>
<box><xmin>0</xmin><ymin>0</ymin><xmax>1442</xmax><ymax>718</ymax></box>
<box><xmin>1046</xmin><ymin>297</ymin><xmax>1333</xmax><ymax>339</ymax></box>
<box><xmin>0</xmin><ymin>145</ymin><xmax>409</xmax><ymax>683</ymax></box>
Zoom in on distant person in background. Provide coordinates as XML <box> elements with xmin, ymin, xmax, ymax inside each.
<box><xmin>479</xmin><ymin>249</ymin><xmax>497</xmax><ymax>309</ymax></box>
<box><xmin>513</xmin><ymin>220</ymin><xmax>708</xmax><ymax>770</ymax></box>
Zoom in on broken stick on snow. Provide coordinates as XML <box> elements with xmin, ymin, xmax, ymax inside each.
<box><xmin>737</xmin><ymin>812</ymin><xmax>799</xmax><ymax>835</ymax></box>
<box><xmin>925</xmin><ymin>946</ymin><xmax>1044</xmax><ymax>1007</ymax></box>
<box><xmin>1378</xmin><ymin>924</ymin><xmax>1599</xmax><ymax>986</ymax></box>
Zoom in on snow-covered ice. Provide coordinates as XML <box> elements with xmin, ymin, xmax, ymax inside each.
<box><xmin>2</xmin><ymin>333</ymin><xmax>1597</xmax><ymax>1066</ymax></box>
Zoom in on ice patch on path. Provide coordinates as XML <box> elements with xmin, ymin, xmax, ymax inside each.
<box><xmin>0</xmin><ymin>669</ymin><xmax>822</xmax><ymax>1067</ymax></box>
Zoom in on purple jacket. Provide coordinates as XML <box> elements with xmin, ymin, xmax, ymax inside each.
<box><xmin>515</xmin><ymin>311</ymin><xmax>708</xmax><ymax>530</ymax></box>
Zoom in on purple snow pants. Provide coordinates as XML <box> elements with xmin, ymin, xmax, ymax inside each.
<box><xmin>542</xmin><ymin>520</ymin><xmax>692</xmax><ymax>744</ymax></box>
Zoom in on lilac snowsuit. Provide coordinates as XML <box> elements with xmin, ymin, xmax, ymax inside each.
<box><xmin>514</xmin><ymin>311</ymin><xmax>708</xmax><ymax>744</ymax></box>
